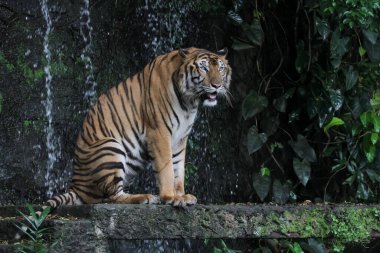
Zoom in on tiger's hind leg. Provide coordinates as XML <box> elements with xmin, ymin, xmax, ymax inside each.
<box><xmin>100</xmin><ymin>175</ymin><xmax>160</xmax><ymax>204</ymax></box>
<box><xmin>77</xmin><ymin>138</ymin><xmax>159</xmax><ymax>204</ymax></box>
<box><xmin>96</xmin><ymin>164</ymin><xmax>160</xmax><ymax>204</ymax></box>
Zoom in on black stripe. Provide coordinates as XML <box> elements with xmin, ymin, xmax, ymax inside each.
<box><xmin>75</xmin><ymin>152</ymin><xmax>116</xmax><ymax>165</ymax></box>
<box><xmin>106</xmin><ymin>100</ymin><xmax>124</xmax><ymax>138</ymax></box>
<box><xmin>93</xmin><ymin>172</ymin><xmax>116</xmax><ymax>185</ymax></box>
<box><xmin>159</xmin><ymin>89</ymin><xmax>174</xmax><ymax>127</ymax></box>
<box><xmin>97</xmin><ymin>104</ymin><xmax>110</xmax><ymax>137</ymax></box>
<box><xmin>123</xmin><ymin>80</ymin><xmax>129</xmax><ymax>99</ymax></box>
<box><xmin>84</xmin><ymin>125</ymin><xmax>95</xmax><ymax>142</ymax></box>
<box><xmin>90</xmin><ymin>162</ymin><xmax>125</xmax><ymax>175</ymax></box>
<box><xmin>126</xmin><ymin>162</ymin><xmax>142</xmax><ymax>172</ymax></box>
<box><xmin>168</xmin><ymin>52</ymin><xmax>179</xmax><ymax>62</ymax></box>
<box><xmin>184</xmin><ymin>63</ymin><xmax>190</xmax><ymax>89</ymax></box>
<box><xmin>158</xmin><ymin>106</ymin><xmax>172</xmax><ymax>135</ymax></box>
<box><xmin>69</xmin><ymin>192</ymin><xmax>76</xmax><ymax>201</ymax></box>
<box><xmin>73</xmin><ymin>185</ymin><xmax>103</xmax><ymax>199</ymax></box>
<box><xmin>50</xmin><ymin>198</ymin><xmax>60</xmax><ymax>207</ymax></box>
<box><xmin>80</xmin><ymin>132</ymin><xmax>92</xmax><ymax>146</ymax></box>
<box><xmin>173</xmin><ymin>159</ymin><xmax>182</xmax><ymax>165</ymax></box>
<box><xmin>173</xmin><ymin>149</ymin><xmax>185</xmax><ymax>158</ymax></box>
<box><xmin>164</xmin><ymin>93</ymin><xmax>180</xmax><ymax>126</ymax></box>
<box><xmin>119</xmin><ymin>94</ymin><xmax>139</xmax><ymax>147</ymax></box>
<box><xmin>113</xmin><ymin>176</ymin><xmax>124</xmax><ymax>184</ymax></box>
<box><xmin>72</xmin><ymin>177</ymin><xmax>91</xmax><ymax>183</ymax></box>
<box><xmin>95</xmin><ymin>146</ymin><xmax>126</xmax><ymax>156</ymax></box>
<box><xmin>129</xmin><ymin>84</ymin><xmax>138</xmax><ymax>116</ymax></box>
<box><xmin>172</xmin><ymin>73</ymin><xmax>187</xmax><ymax>111</ymax></box>
<box><xmin>75</xmin><ymin>139</ymin><xmax>120</xmax><ymax>155</ymax></box>
<box><xmin>147</xmin><ymin>69</ymin><xmax>157</xmax><ymax>126</ymax></box>
<box><xmin>159</xmin><ymin>53</ymin><xmax>169</xmax><ymax>65</ymax></box>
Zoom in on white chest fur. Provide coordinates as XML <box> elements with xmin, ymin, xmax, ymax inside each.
<box><xmin>171</xmin><ymin>108</ymin><xmax>197</xmax><ymax>149</ymax></box>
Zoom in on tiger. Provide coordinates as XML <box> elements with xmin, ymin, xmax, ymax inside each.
<box><xmin>47</xmin><ymin>47</ymin><xmax>232</xmax><ymax>208</ymax></box>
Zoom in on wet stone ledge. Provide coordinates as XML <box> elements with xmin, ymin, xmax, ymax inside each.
<box><xmin>0</xmin><ymin>203</ymin><xmax>380</xmax><ymax>252</ymax></box>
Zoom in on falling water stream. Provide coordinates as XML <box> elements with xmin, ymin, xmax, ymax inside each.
<box><xmin>40</xmin><ymin>0</ymin><xmax>61</xmax><ymax>198</ymax></box>
<box><xmin>80</xmin><ymin>0</ymin><xmax>97</xmax><ymax>105</ymax></box>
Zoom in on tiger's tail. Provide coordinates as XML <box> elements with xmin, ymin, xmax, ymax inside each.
<box><xmin>46</xmin><ymin>190</ymin><xmax>82</xmax><ymax>209</ymax></box>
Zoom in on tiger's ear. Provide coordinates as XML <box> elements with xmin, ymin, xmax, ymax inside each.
<box><xmin>216</xmin><ymin>47</ymin><xmax>228</xmax><ymax>57</ymax></box>
<box><xmin>179</xmin><ymin>48</ymin><xmax>188</xmax><ymax>58</ymax></box>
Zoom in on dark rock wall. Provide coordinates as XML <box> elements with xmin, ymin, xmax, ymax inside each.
<box><xmin>0</xmin><ymin>0</ymin><xmax>252</xmax><ymax>205</ymax></box>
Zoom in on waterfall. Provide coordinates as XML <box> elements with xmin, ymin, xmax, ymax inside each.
<box><xmin>80</xmin><ymin>0</ymin><xmax>97</xmax><ymax>105</ymax></box>
<box><xmin>140</xmin><ymin>0</ymin><xmax>195</xmax><ymax>58</ymax></box>
<box><xmin>40</xmin><ymin>0</ymin><xmax>61</xmax><ymax>198</ymax></box>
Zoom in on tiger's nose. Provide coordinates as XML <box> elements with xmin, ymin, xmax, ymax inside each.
<box><xmin>211</xmin><ymin>83</ymin><xmax>222</xmax><ymax>89</ymax></box>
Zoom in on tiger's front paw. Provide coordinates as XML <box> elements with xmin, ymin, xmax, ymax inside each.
<box><xmin>139</xmin><ymin>194</ymin><xmax>161</xmax><ymax>204</ymax></box>
<box><xmin>161</xmin><ymin>194</ymin><xmax>197</xmax><ymax>207</ymax></box>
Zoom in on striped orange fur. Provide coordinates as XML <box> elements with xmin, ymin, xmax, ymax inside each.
<box><xmin>47</xmin><ymin>47</ymin><xmax>232</xmax><ymax>208</ymax></box>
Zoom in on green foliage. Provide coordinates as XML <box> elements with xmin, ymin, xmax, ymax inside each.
<box><xmin>0</xmin><ymin>51</ymin><xmax>15</xmax><ymax>72</ymax></box>
<box><xmin>288</xmin><ymin>242</ymin><xmax>304</xmax><ymax>253</ymax></box>
<box><xmin>321</xmin><ymin>0</ymin><xmax>380</xmax><ymax>31</ymax></box>
<box><xmin>247</xmin><ymin>126</ymin><xmax>267</xmax><ymax>154</ymax></box>
<box><xmin>228</xmin><ymin>0</ymin><xmax>380</xmax><ymax>203</ymax></box>
<box><xmin>14</xmin><ymin>204</ymin><xmax>58</xmax><ymax>253</ymax></box>
<box><xmin>204</xmin><ymin>239</ymin><xmax>241</xmax><ymax>253</ymax></box>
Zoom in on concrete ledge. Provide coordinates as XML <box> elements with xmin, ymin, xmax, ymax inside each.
<box><xmin>1</xmin><ymin>203</ymin><xmax>380</xmax><ymax>252</ymax></box>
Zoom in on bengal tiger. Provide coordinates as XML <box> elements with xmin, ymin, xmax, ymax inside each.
<box><xmin>47</xmin><ymin>47</ymin><xmax>232</xmax><ymax>208</ymax></box>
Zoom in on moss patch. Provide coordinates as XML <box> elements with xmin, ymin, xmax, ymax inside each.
<box><xmin>258</xmin><ymin>206</ymin><xmax>380</xmax><ymax>252</ymax></box>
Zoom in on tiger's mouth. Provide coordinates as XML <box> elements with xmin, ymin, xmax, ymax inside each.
<box><xmin>201</xmin><ymin>91</ymin><xmax>218</xmax><ymax>106</ymax></box>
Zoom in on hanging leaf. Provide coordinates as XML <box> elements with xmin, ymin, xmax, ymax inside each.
<box><xmin>323</xmin><ymin>117</ymin><xmax>345</xmax><ymax>133</ymax></box>
<box><xmin>345</xmin><ymin>66</ymin><xmax>358</xmax><ymax>91</ymax></box>
<box><xmin>360</xmin><ymin>111</ymin><xmax>372</xmax><ymax>127</ymax></box>
<box><xmin>370</xmin><ymin>92</ymin><xmax>380</xmax><ymax>110</ymax></box>
<box><xmin>315</xmin><ymin>17</ymin><xmax>330</xmax><ymax>40</ymax></box>
<box><xmin>363</xmin><ymin>134</ymin><xmax>376</xmax><ymax>163</ymax></box>
<box><xmin>289</xmin><ymin>134</ymin><xmax>317</xmax><ymax>162</ymax></box>
<box><xmin>272</xmin><ymin>179</ymin><xmax>291</xmax><ymax>204</ymax></box>
<box><xmin>362</xmin><ymin>30</ymin><xmax>378</xmax><ymax>45</ymax></box>
<box><xmin>247</xmin><ymin>126</ymin><xmax>268</xmax><ymax>154</ymax></box>
<box><xmin>328</xmin><ymin>89</ymin><xmax>343</xmax><ymax>111</ymax></box>
<box><xmin>253</xmin><ymin>174</ymin><xmax>271</xmax><ymax>201</ymax></box>
<box><xmin>373</xmin><ymin>114</ymin><xmax>380</xmax><ymax>133</ymax></box>
<box><xmin>366</xmin><ymin>169</ymin><xmax>380</xmax><ymax>183</ymax></box>
<box><xmin>359</xmin><ymin>46</ymin><xmax>366</xmax><ymax>57</ymax></box>
<box><xmin>356</xmin><ymin>183</ymin><xmax>369</xmax><ymax>200</ymax></box>
<box><xmin>371</xmin><ymin>132</ymin><xmax>379</xmax><ymax>145</ymax></box>
<box><xmin>318</xmin><ymin>111</ymin><xmax>333</xmax><ymax>128</ymax></box>
<box><xmin>260</xmin><ymin>167</ymin><xmax>271</xmax><ymax>177</ymax></box>
<box><xmin>330</xmin><ymin>30</ymin><xmax>349</xmax><ymax>68</ymax></box>
<box><xmin>293</xmin><ymin>158</ymin><xmax>311</xmax><ymax>186</ymax></box>
<box><xmin>242</xmin><ymin>91</ymin><xmax>268</xmax><ymax>119</ymax></box>
<box><xmin>227</xmin><ymin>10</ymin><xmax>243</xmax><ymax>25</ymax></box>
<box><xmin>365</xmin><ymin>145</ymin><xmax>376</xmax><ymax>163</ymax></box>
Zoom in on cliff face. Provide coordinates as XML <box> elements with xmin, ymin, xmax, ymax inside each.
<box><xmin>0</xmin><ymin>0</ymin><xmax>247</xmax><ymax>206</ymax></box>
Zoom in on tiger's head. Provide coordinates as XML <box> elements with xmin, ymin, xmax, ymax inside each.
<box><xmin>177</xmin><ymin>47</ymin><xmax>232</xmax><ymax>107</ymax></box>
